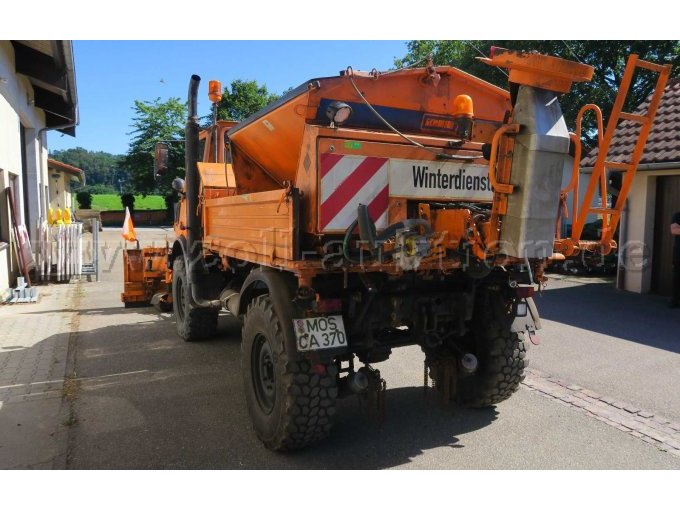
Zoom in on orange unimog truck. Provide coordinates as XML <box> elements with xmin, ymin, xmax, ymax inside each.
<box><xmin>124</xmin><ymin>48</ymin><xmax>670</xmax><ymax>450</ymax></box>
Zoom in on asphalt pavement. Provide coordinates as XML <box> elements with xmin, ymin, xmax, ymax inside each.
<box><xmin>62</xmin><ymin>228</ymin><xmax>680</xmax><ymax>469</ymax></box>
<box><xmin>532</xmin><ymin>275</ymin><xmax>680</xmax><ymax>423</ymax></box>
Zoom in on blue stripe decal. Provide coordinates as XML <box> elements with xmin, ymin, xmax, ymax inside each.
<box><xmin>316</xmin><ymin>98</ymin><xmax>453</xmax><ymax>134</ymax></box>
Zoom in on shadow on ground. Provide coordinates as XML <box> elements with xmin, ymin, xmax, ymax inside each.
<box><xmin>0</xmin><ymin>327</ymin><xmax>70</xmax><ymax>468</ymax></box>
<box><xmin>65</xmin><ymin>307</ymin><xmax>497</xmax><ymax>469</ymax></box>
<box><xmin>537</xmin><ymin>281</ymin><xmax>680</xmax><ymax>354</ymax></box>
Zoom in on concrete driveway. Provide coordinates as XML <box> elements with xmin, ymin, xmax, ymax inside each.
<box><xmin>60</xmin><ymin>228</ymin><xmax>680</xmax><ymax>468</ymax></box>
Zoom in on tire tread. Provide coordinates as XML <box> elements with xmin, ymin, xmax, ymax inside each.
<box><xmin>243</xmin><ymin>295</ymin><xmax>337</xmax><ymax>451</ymax></box>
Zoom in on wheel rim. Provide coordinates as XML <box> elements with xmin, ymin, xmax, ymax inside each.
<box><xmin>252</xmin><ymin>334</ymin><xmax>276</xmax><ymax>414</ymax></box>
<box><xmin>175</xmin><ymin>274</ymin><xmax>185</xmax><ymax>321</ymax></box>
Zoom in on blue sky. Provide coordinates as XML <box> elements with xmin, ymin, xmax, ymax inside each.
<box><xmin>48</xmin><ymin>40</ymin><xmax>409</xmax><ymax>155</ymax></box>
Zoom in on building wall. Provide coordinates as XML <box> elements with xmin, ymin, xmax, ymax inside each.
<box><xmin>48</xmin><ymin>172</ymin><xmax>74</xmax><ymax>211</ymax></box>
<box><xmin>618</xmin><ymin>168</ymin><xmax>680</xmax><ymax>294</ymax></box>
<box><xmin>561</xmin><ymin>159</ymin><xmax>680</xmax><ymax>295</ymax></box>
<box><xmin>0</xmin><ymin>41</ymin><xmax>49</xmax><ymax>295</ymax></box>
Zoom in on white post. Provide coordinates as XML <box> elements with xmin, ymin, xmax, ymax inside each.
<box><xmin>67</xmin><ymin>225</ymin><xmax>73</xmax><ymax>279</ymax></box>
<box><xmin>36</xmin><ymin>221</ymin><xmax>42</xmax><ymax>282</ymax></box>
<box><xmin>57</xmin><ymin>225</ymin><xmax>63</xmax><ymax>281</ymax></box>
<box><xmin>66</xmin><ymin>225</ymin><xmax>71</xmax><ymax>280</ymax></box>
<box><xmin>77</xmin><ymin>223</ymin><xmax>83</xmax><ymax>276</ymax></box>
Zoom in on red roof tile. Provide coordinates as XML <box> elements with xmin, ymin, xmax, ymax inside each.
<box><xmin>48</xmin><ymin>158</ymin><xmax>84</xmax><ymax>180</ymax></box>
<box><xmin>581</xmin><ymin>77</ymin><xmax>680</xmax><ymax>167</ymax></box>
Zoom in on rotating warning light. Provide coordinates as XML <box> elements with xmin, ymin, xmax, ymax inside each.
<box><xmin>208</xmin><ymin>80</ymin><xmax>222</xmax><ymax>103</ymax></box>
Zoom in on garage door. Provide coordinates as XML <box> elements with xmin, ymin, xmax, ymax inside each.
<box><xmin>652</xmin><ymin>175</ymin><xmax>680</xmax><ymax>296</ymax></box>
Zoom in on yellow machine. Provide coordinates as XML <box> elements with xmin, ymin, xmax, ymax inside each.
<box><xmin>122</xmin><ymin>246</ymin><xmax>170</xmax><ymax>309</ymax></box>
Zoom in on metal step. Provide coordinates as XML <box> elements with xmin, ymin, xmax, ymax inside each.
<box><xmin>619</xmin><ymin>112</ymin><xmax>650</xmax><ymax>124</ymax></box>
<box><xmin>636</xmin><ymin>59</ymin><xmax>667</xmax><ymax>73</ymax></box>
<box><xmin>605</xmin><ymin>161</ymin><xmax>632</xmax><ymax>170</ymax></box>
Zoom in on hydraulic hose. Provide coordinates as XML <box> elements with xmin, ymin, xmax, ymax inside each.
<box><xmin>342</xmin><ymin>207</ymin><xmax>433</xmax><ymax>264</ymax></box>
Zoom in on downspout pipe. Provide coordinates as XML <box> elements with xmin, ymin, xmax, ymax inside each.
<box><xmin>184</xmin><ymin>74</ymin><xmax>221</xmax><ymax>309</ymax></box>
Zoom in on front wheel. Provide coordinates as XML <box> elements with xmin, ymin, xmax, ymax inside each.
<box><xmin>171</xmin><ymin>257</ymin><xmax>218</xmax><ymax>342</ymax></box>
<box><xmin>241</xmin><ymin>295</ymin><xmax>337</xmax><ymax>451</ymax></box>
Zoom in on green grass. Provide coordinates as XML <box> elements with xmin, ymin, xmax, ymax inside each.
<box><xmin>87</xmin><ymin>194</ymin><xmax>165</xmax><ymax>211</ymax></box>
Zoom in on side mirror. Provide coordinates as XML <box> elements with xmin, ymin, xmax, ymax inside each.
<box><xmin>154</xmin><ymin>142</ymin><xmax>170</xmax><ymax>178</ymax></box>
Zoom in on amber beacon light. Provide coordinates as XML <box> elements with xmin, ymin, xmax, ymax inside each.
<box><xmin>452</xmin><ymin>94</ymin><xmax>474</xmax><ymax>140</ymax></box>
<box><xmin>208</xmin><ymin>80</ymin><xmax>222</xmax><ymax>103</ymax></box>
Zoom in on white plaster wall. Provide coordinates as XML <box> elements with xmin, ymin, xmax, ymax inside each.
<box><xmin>0</xmin><ymin>168</ymin><xmax>9</xmax><ymax>293</ymax></box>
<box><xmin>620</xmin><ymin>168</ymin><xmax>680</xmax><ymax>294</ymax></box>
<box><xmin>621</xmin><ymin>172</ymin><xmax>655</xmax><ymax>293</ymax></box>
<box><xmin>64</xmin><ymin>184</ymin><xmax>73</xmax><ymax>210</ymax></box>
<box><xmin>49</xmin><ymin>173</ymin><xmax>69</xmax><ymax>210</ymax></box>
<box><xmin>0</xmin><ymin>41</ymin><xmax>48</xmax><ymax>293</ymax></box>
<box><xmin>0</xmin><ymin>92</ymin><xmax>22</xmax><ymax>197</ymax></box>
<box><xmin>24</xmin><ymin>126</ymin><xmax>47</xmax><ymax>233</ymax></box>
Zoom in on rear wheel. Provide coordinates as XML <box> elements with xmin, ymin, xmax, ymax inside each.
<box><xmin>456</xmin><ymin>292</ymin><xmax>527</xmax><ymax>407</ymax></box>
<box><xmin>242</xmin><ymin>294</ymin><xmax>337</xmax><ymax>451</ymax></box>
<box><xmin>426</xmin><ymin>292</ymin><xmax>528</xmax><ymax>407</ymax></box>
<box><xmin>171</xmin><ymin>257</ymin><xmax>218</xmax><ymax>341</ymax></box>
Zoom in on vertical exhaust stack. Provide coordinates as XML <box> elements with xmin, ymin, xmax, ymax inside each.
<box><xmin>185</xmin><ymin>74</ymin><xmax>202</xmax><ymax>264</ymax></box>
<box><xmin>184</xmin><ymin>74</ymin><xmax>221</xmax><ymax>309</ymax></box>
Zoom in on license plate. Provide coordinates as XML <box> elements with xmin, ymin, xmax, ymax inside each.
<box><xmin>293</xmin><ymin>315</ymin><xmax>348</xmax><ymax>352</ymax></box>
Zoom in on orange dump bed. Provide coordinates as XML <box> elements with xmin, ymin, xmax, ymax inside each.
<box><xmin>226</xmin><ymin>66</ymin><xmax>511</xmax><ymax>192</ymax></box>
<box><xmin>198</xmin><ymin>65</ymin><xmax>515</xmax><ymax>269</ymax></box>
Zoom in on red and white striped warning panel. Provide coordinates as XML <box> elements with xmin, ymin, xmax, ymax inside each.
<box><xmin>319</xmin><ymin>153</ymin><xmax>389</xmax><ymax>232</ymax></box>
<box><xmin>319</xmin><ymin>153</ymin><xmax>493</xmax><ymax>232</ymax></box>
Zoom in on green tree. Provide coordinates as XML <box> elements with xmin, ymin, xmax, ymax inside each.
<box><xmin>120</xmin><ymin>193</ymin><xmax>136</xmax><ymax>212</ymax></box>
<box><xmin>81</xmin><ymin>183</ymin><xmax>117</xmax><ymax>195</ymax></box>
<box><xmin>213</xmin><ymin>79</ymin><xmax>280</xmax><ymax>122</ymax></box>
<box><xmin>76</xmin><ymin>190</ymin><xmax>92</xmax><ymax>209</ymax></box>
<box><xmin>122</xmin><ymin>97</ymin><xmax>186</xmax><ymax>194</ymax></box>
<box><xmin>50</xmin><ymin>147</ymin><xmax>124</xmax><ymax>188</ymax></box>
<box><xmin>395</xmin><ymin>41</ymin><xmax>680</xmax><ymax>147</ymax></box>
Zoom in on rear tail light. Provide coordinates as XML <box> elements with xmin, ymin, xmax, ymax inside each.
<box><xmin>516</xmin><ymin>285</ymin><xmax>535</xmax><ymax>298</ymax></box>
<box><xmin>316</xmin><ymin>298</ymin><xmax>343</xmax><ymax>313</ymax></box>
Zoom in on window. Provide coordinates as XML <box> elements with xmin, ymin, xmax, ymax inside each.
<box><xmin>10</xmin><ymin>174</ymin><xmax>21</xmax><ymax>225</ymax></box>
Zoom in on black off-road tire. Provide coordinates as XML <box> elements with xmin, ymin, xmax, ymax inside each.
<box><xmin>242</xmin><ymin>294</ymin><xmax>338</xmax><ymax>451</ymax></box>
<box><xmin>455</xmin><ymin>293</ymin><xmax>528</xmax><ymax>408</ymax></box>
<box><xmin>172</xmin><ymin>257</ymin><xmax>218</xmax><ymax>342</ymax></box>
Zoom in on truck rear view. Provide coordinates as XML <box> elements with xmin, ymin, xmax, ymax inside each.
<box><xmin>128</xmin><ymin>48</ymin><xmax>670</xmax><ymax>451</ymax></box>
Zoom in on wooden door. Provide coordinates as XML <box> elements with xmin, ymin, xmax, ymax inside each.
<box><xmin>652</xmin><ymin>174</ymin><xmax>680</xmax><ymax>296</ymax></box>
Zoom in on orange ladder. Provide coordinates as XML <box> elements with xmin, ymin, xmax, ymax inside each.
<box><xmin>563</xmin><ymin>55</ymin><xmax>672</xmax><ymax>255</ymax></box>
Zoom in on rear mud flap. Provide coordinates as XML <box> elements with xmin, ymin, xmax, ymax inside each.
<box><xmin>511</xmin><ymin>296</ymin><xmax>541</xmax><ymax>333</ymax></box>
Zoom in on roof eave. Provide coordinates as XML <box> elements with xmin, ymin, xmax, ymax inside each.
<box><xmin>12</xmin><ymin>40</ymin><xmax>78</xmax><ymax>136</ymax></box>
